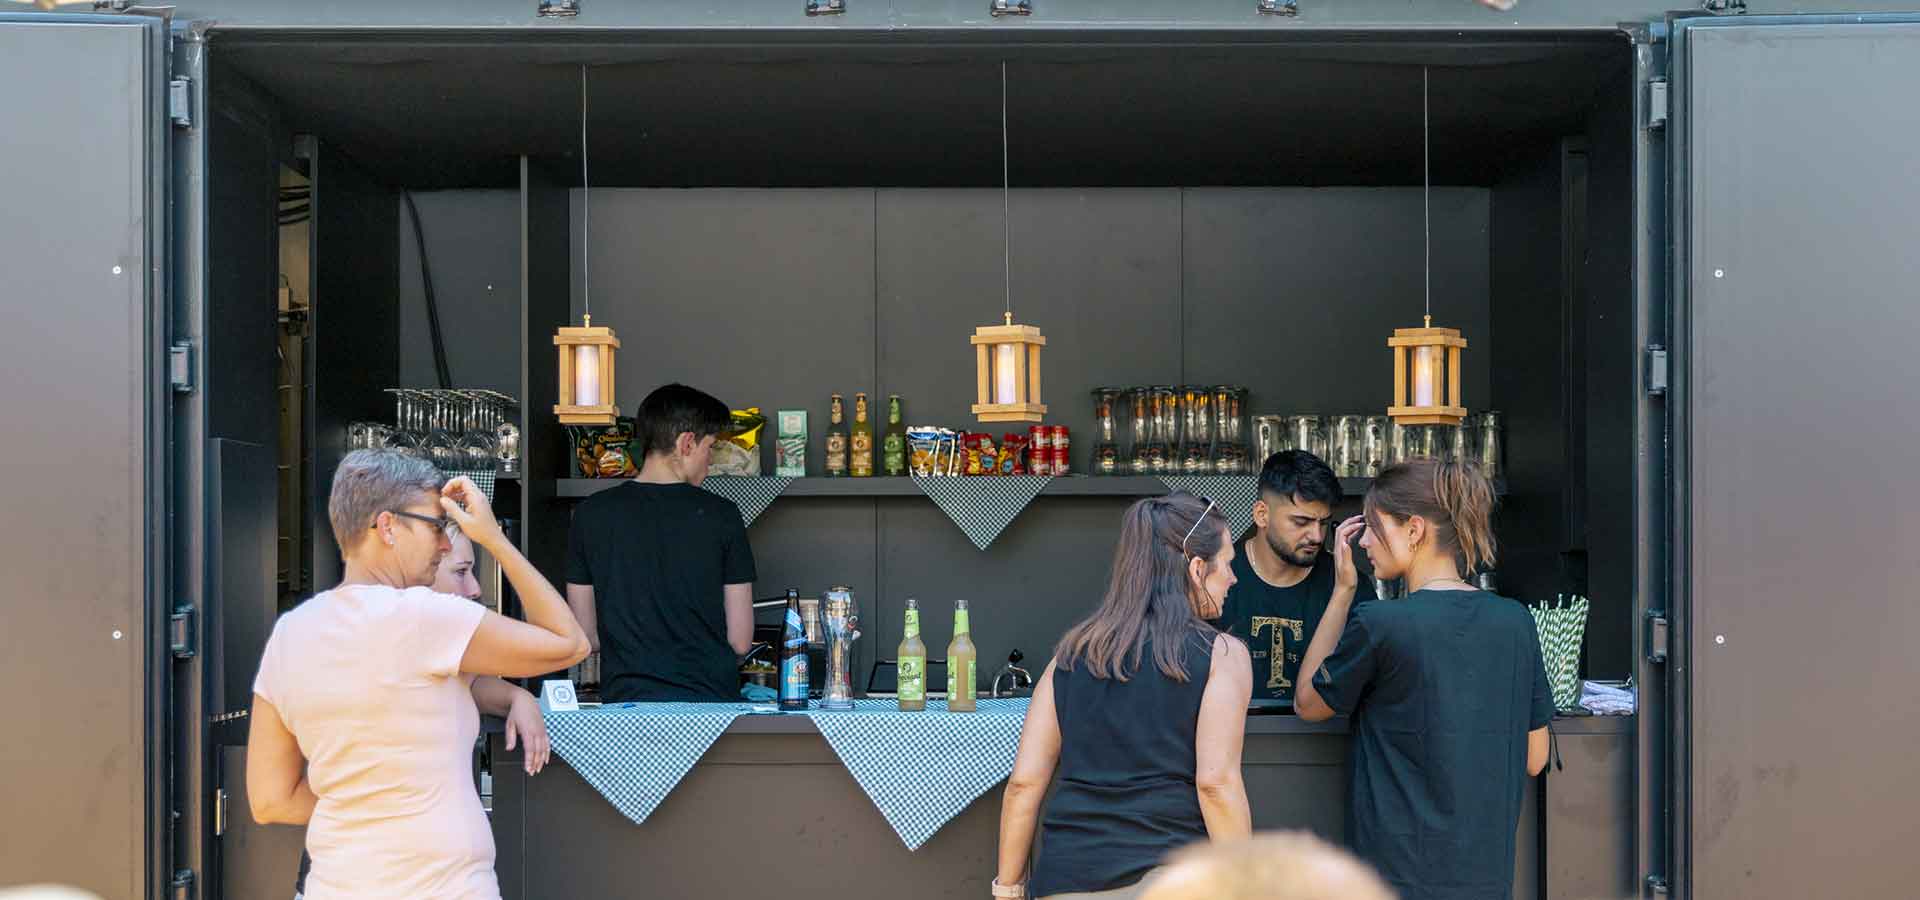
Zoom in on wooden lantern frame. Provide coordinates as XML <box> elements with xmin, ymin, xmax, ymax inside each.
<box><xmin>971</xmin><ymin>314</ymin><xmax>1048</xmax><ymax>423</ymax></box>
<box><xmin>554</xmin><ymin>315</ymin><xmax>621</xmax><ymax>426</ymax></box>
<box><xmin>1388</xmin><ymin>320</ymin><xmax>1467</xmax><ymax>426</ymax></box>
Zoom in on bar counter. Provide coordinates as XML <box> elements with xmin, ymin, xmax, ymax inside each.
<box><xmin>487</xmin><ymin>712</ymin><xmax>1633</xmax><ymax>900</ymax></box>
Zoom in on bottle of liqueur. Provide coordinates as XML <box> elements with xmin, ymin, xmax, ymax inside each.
<box><xmin>850</xmin><ymin>392</ymin><xmax>875</xmax><ymax>477</ymax></box>
<box><xmin>883</xmin><ymin>395</ymin><xmax>908</xmax><ymax>477</ymax></box>
<box><xmin>946</xmin><ymin>599</ymin><xmax>977</xmax><ymax>712</ymax></box>
<box><xmin>897</xmin><ymin>597</ymin><xmax>928</xmax><ymax>712</ymax></box>
<box><xmin>825</xmin><ymin>394</ymin><xmax>849</xmax><ymax>477</ymax></box>
<box><xmin>779</xmin><ymin>590</ymin><xmax>809</xmax><ymax>711</ymax></box>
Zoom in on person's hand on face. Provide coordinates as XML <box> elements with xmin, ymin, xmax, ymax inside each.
<box><xmin>1332</xmin><ymin>515</ymin><xmax>1366</xmax><ymax>592</ymax></box>
<box><xmin>439</xmin><ymin>476</ymin><xmax>504</xmax><ymax>549</ymax></box>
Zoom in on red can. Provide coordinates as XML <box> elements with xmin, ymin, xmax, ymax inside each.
<box><xmin>1029</xmin><ymin>425</ymin><xmax>1054</xmax><ymax>475</ymax></box>
<box><xmin>1052</xmin><ymin>425</ymin><xmax>1071</xmax><ymax>475</ymax></box>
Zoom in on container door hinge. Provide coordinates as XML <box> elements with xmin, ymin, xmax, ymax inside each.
<box><xmin>170</xmin><ymin>868</ymin><xmax>195</xmax><ymax>900</ymax></box>
<box><xmin>1646</xmin><ymin>345</ymin><xmax>1669</xmax><ymax>396</ymax></box>
<box><xmin>168</xmin><ymin>77</ymin><xmax>193</xmax><ymax>129</ymax></box>
<box><xmin>1646</xmin><ymin>612</ymin><xmax>1670</xmax><ymax>663</ymax></box>
<box><xmin>1647</xmin><ymin>875</ymin><xmax>1671</xmax><ymax>896</ymax></box>
<box><xmin>1258</xmin><ymin>0</ymin><xmax>1299</xmax><ymax>15</ymax></box>
<box><xmin>1646</xmin><ymin>78</ymin><xmax>1668</xmax><ymax>131</ymax></box>
<box><xmin>169</xmin><ymin>606</ymin><xmax>196</xmax><ymax>659</ymax></box>
<box><xmin>169</xmin><ymin>341</ymin><xmax>194</xmax><ymax>393</ymax></box>
<box><xmin>214</xmin><ymin>788</ymin><xmax>229</xmax><ymax>837</ymax></box>
<box><xmin>989</xmin><ymin>0</ymin><xmax>1031</xmax><ymax>16</ymax></box>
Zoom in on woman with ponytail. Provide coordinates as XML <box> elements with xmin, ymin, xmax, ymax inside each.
<box><xmin>992</xmin><ymin>493</ymin><xmax>1254</xmax><ymax>900</ymax></box>
<box><xmin>1295</xmin><ymin>459</ymin><xmax>1553</xmax><ymax>900</ymax></box>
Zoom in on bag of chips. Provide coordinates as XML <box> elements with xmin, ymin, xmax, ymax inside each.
<box><xmin>575</xmin><ymin>419</ymin><xmax>640</xmax><ymax>478</ymax></box>
<box><xmin>711</xmin><ymin>408</ymin><xmax>767</xmax><ymax>477</ymax></box>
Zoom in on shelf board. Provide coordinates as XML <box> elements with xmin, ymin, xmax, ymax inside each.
<box><xmin>555</xmin><ymin>474</ymin><xmax>1503</xmax><ymax>500</ymax></box>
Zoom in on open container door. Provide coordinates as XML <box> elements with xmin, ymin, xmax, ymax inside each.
<box><xmin>1668</xmin><ymin>14</ymin><xmax>1920</xmax><ymax>899</ymax></box>
<box><xmin>0</xmin><ymin>11</ymin><xmax>175</xmax><ymax>900</ymax></box>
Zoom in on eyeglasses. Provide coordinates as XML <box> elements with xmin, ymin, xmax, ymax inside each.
<box><xmin>380</xmin><ymin>510</ymin><xmax>454</xmax><ymax>534</ymax></box>
<box><xmin>1180</xmin><ymin>496</ymin><xmax>1218</xmax><ymax>557</ymax></box>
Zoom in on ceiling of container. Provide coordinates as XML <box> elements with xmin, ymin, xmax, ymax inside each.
<box><xmin>215</xmin><ymin>38</ymin><xmax>1627</xmax><ymax>189</ymax></box>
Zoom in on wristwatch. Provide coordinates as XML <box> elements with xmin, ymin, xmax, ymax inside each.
<box><xmin>990</xmin><ymin>878</ymin><xmax>1027</xmax><ymax>899</ymax></box>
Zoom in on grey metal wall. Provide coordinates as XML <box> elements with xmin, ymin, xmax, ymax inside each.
<box><xmin>0</xmin><ymin>17</ymin><xmax>162</xmax><ymax>900</ymax></box>
<box><xmin>1679</xmin><ymin>20</ymin><xmax>1920</xmax><ymax>899</ymax></box>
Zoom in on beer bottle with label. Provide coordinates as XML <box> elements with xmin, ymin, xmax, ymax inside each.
<box><xmin>946</xmin><ymin>598</ymin><xmax>977</xmax><ymax>712</ymax></box>
<box><xmin>897</xmin><ymin>597</ymin><xmax>928</xmax><ymax>712</ymax></box>
<box><xmin>883</xmin><ymin>395</ymin><xmax>908</xmax><ymax>477</ymax></box>
<box><xmin>825</xmin><ymin>394</ymin><xmax>848</xmax><ymax>477</ymax></box>
<box><xmin>850</xmin><ymin>392</ymin><xmax>874</xmax><ymax>477</ymax></box>
<box><xmin>779</xmin><ymin>589</ymin><xmax>809</xmax><ymax>711</ymax></box>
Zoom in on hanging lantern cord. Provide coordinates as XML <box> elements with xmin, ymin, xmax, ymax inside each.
<box><xmin>1422</xmin><ymin>65</ymin><xmax>1431</xmax><ymax>329</ymax></box>
<box><xmin>581</xmin><ymin>63</ymin><xmax>592</xmax><ymax>326</ymax></box>
<box><xmin>1002</xmin><ymin>60</ymin><xmax>1013</xmax><ymax>327</ymax></box>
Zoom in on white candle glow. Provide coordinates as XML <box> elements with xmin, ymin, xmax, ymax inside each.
<box><xmin>995</xmin><ymin>343</ymin><xmax>1018</xmax><ymax>404</ymax></box>
<box><xmin>1412</xmin><ymin>346</ymin><xmax>1437</xmax><ymax>407</ymax></box>
<box><xmin>574</xmin><ymin>345</ymin><xmax>601</xmax><ymax>406</ymax></box>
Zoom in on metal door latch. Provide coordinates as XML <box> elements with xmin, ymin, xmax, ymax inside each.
<box><xmin>1258</xmin><ymin>0</ymin><xmax>1299</xmax><ymax>14</ymax></box>
<box><xmin>805</xmin><ymin>0</ymin><xmax>846</xmax><ymax>13</ymax></box>
<box><xmin>1646</xmin><ymin>612</ymin><xmax>1670</xmax><ymax>663</ymax></box>
<box><xmin>170</xmin><ymin>606</ymin><xmax>196</xmax><ymax>659</ymax></box>
<box><xmin>1646</xmin><ymin>346</ymin><xmax>1669</xmax><ymax>396</ymax></box>
<box><xmin>990</xmin><ymin>0</ymin><xmax>1031</xmax><ymax>16</ymax></box>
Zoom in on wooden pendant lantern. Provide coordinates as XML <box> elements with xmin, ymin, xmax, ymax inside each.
<box><xmin>1388</xmin><ymin>315</ymin><xmax>1467</xmax><ymax>426</ymax></box>
<box><xmin>971</xmin><ymin>312</ymin><xmax>1047</xmax><ymax>423</ymax></box>
<box><xmin>554</xmin><ymin>314</ymin><xmax>621</xmax><ymax>426</ymax></box>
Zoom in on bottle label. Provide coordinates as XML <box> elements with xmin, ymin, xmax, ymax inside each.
<box><xmin>782</xmin><ymin>653</ymin><xmax>809</xmax><ymax>702</ymax></box>
<box><xmin>904</xmin><ymin>608</ymin><xmax>920</xmax><ymax>639</ymax></box>
<box><xmin>898</xmin><ymin>657</ymin><xmax>925</xmax><ymax>702</ymax></box>
<box><xmin>954</xmin><ymin>609</ymin><xmax>970</xmax><ymax>635</ymax></box>
<box><xmin>948</xmin><ymin>659</ymin><xmax>977</xmax><ymax>703</ymax></box>
<box><xmin>883</xmin><ymin>434</ymin><xmax>906</xmax><ymax>475</ymax></box>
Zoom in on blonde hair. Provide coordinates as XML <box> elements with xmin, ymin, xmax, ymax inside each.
<box><xmin>1138</xmin><ymin>832</ymin><xmax>1394</xmax><ymax>900</ymax></box>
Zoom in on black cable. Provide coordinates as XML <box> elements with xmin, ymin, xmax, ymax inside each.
<box><xmin>402</xmin><ymin>190</ymin><xmax>453</xmax><ymax>389</ymax></box>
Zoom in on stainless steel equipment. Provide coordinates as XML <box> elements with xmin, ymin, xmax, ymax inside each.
<box><xmin>990</xmin><ymin>649</ymin><xmax>1034</xmax><ymax>699</ymax></box>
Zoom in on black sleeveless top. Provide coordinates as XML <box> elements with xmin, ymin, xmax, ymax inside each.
<box><xmin>1030</xmin><ymin>630</ymin><xmax>1217</xmax><ymax>897</ymax></box>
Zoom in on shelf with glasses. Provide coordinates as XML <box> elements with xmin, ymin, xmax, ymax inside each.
<box><xmin>551</xmin><ymin>474</ymin><xmax>1502</xmax><ymax>501</ymax></box>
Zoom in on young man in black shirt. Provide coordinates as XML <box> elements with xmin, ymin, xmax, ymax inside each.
<box><xmin>565</xmin><ymin>384</ymin><xmax>756</xmax><ymax>702</ymax></box>
<box><xmin>1212</xmin><ymin>450</ymin><xmax>1373</xmax><ymax>704</ymax></box>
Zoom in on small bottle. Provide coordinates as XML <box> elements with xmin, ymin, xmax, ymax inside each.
<box><xmin>850</xmin><ymin>392</ymin><xmax>875</xmax><ymax>477</ymax></box>
<box><xmin>897</xmin><ymin>597</ymin><xmax>928</xmax><ymax>712</ymax></box>
<box><xmin>779</xmin><ymin>589</ymin><xmax>809</xmax><ymax>711</ymax></box>
<box><xmin>883</xmin><ymin>395</ymin><xmax>909</xmax><ymax>477</ymax></box>
<box><xmin>825</xmin><ymin>394</ymin><xmax>849</xmax><ymax>477</ymax></box>
<box><xmin>946</xmin><ymin>599</ymin><xmax>977</xmax><ymax>712</ymax></box>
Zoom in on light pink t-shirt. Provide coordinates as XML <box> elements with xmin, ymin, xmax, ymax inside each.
<box><xmin>254</xmin><ymin>584</ymin><xmax>496</xmax><ymax>900</ymax></box>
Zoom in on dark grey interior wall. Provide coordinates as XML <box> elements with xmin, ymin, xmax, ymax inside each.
<box><xmin>308</xmin><ymin>144</ymin><xmax>399</xmax><ymax>588</ymax></box>
<box><xmin>397</xmin><ymin>190</ymin><xmax>523</xmax><ymax>394</ymax></box>
<box><xmin>1580</xmin><ymin>81</ymin><xmax>1637</xmax><ymax>680</ymax></box>
<box><xmin>557</xmin><ymin>186</ymin><xmax>1490</xmax><ymax>676</ymax></box>
<box><xmin>1489</xmin><ymin>149</ymin><xmax>1574</xmax><ymax>611</ymax></box>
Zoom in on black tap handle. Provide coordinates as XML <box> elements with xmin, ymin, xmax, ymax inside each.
<box><xmin>1008</xmin><ymin>649</ymin><xmax>1025</xmax><ymax>664</ymax></box>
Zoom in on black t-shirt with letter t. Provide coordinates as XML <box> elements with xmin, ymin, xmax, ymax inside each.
<box><xmin>1212</xmin><ymin>541</ymin><xmax>1375</xmax><ymax>703</ymax></box>
<box><xmin>566</xmin><ymin>481</ymin><xmax>757</xmax><ymax>702</ymax></box>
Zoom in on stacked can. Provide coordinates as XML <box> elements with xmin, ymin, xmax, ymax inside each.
<box><xmin>1029</xmin><ymin>425</ymin><xmax>1053</xmax><ymax>475</ymax></box>
<box><xmin>1051</xmin><ymin>425</ymin><xmax>1071</xmax><ymax>475</ymax></box>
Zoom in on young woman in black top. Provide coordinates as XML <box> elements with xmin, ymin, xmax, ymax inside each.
<box><xmin>1296</xmin><ymin>460</ymin><xmax>1554</xmax><ymax>900</ymax></box>
<box><xmin>993</xmin><ymin>492</ymin><xmax>1255</xmax><ymax>900</ymax></box>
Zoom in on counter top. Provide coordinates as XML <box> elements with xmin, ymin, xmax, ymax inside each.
<box><xmin>491</xmin><ymin>708</ymin><xmax>1631</xmax><ymax>736</ymax></box>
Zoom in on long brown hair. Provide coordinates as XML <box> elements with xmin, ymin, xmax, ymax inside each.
<box><xmin>1055</xmin><ymin>492</ymin><xmax>1228</xmax><ymax>682</ymax></box>
<box><xmin>1364</xmin><ymin>458</ymin><xmax>1497</xmax><ymax>578</ymax></box>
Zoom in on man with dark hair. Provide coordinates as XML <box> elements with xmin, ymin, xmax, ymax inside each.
<box><xmin>565</xmin><ymin>384</ymin><xmax>757</xmax><ymax>701</ymax></box>
<box><xmin>1213</xmin><ymin>450</ymin><xmax>1374</xmax><ymax>704</ymax></box>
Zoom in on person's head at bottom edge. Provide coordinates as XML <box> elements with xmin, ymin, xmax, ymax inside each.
<box><xmin>1138</xmin><ymin>831</ymin><xmax>1395</xmax><ymax>900</ymax></box>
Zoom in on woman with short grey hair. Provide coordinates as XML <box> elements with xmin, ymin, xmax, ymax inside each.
<box><xmin>246</xmin><ymin>449</ymin><xmax>591</xmax><ymax>900</ymax></box>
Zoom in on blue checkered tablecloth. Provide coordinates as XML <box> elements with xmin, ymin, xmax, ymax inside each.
<box><xmin>543</xmin><ymin>699</ymin><xmax>1030</xmax><ymax>850</ymax></box>
<box><xmin>543</xmin><ymin>703</ymin><xmax>761</xmax><ymax>825</ymax></box>
<box><xmin>804</xmin><ymin>698</ymin><xmax>1030</xmax><ymax>850</ymax></box>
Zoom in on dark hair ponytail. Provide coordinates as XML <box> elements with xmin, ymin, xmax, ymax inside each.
<box><xmin>1364</xmin><ymin>458</ymin><xmax>1497</xmax><ymax>578</ymax></box>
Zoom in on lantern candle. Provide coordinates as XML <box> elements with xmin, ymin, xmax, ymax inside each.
<box><xmin>1411</xmin><ymin>346</ymin><xmax>1437</xmax><ymax>407</ymax></box>
<box><xmin>995</xmin><ymin>343</ymin><xmax>1018</xmax><ymax>404</ymax></box>
<box><xmin>574</xmin><ymin>345</ymin><xmax>602</xmax><ymax>407</ymax></box>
